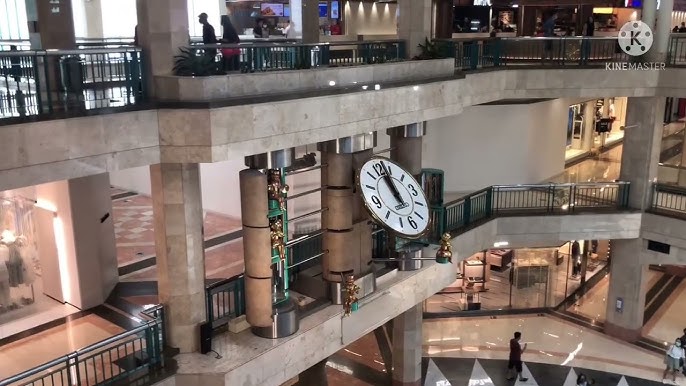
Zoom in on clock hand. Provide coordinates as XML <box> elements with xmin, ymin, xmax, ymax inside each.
<box><xmin>380</xmin><ymin>161</ymin><xmax>404</xmax><ymax>203</ymax></box>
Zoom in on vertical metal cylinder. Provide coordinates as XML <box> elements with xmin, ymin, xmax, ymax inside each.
<box><xmin>239</xmin><ymin>169</ymin><xmax>273</xmax><ymax>328</ymax></box>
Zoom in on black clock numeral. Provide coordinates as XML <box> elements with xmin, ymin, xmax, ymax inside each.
<box><xmin>408</xmin><ymin>216</ymin><xmax>418</xmax><ymax>230</ymax></box>
<box><xmin>385</xmin><ymin>211</ymin><xmax>390</xmax><ymax>219</ymax></box>
<box><xmin>366</xmin><ymin>171</ymin><xmax>377</xmax><ymax>180</ymax></box>
<box><xmin>415</xmin><ymin>201</ymin><xmax>424</xmax><ymax>206</ymax></box>
<box><xmin>387</xmin><ymin>165</ymin><xmax>392</xmax><ymax>175</ymax></box>
<box><xmin>400</xmin><ymin>174</ymin><xmax>405</xmax><ymax>182</ymax></box>
<box><xmin>371</xmin><ymin>195</ymin><xmax>382</xmax><ymax>209</ymax></box>
<box><xmin>408</xmin><ymin>184</ymin><xmax>418</xmax><ymax>197</ymax></box>
<box><xmin>414</xmin><ymin>212</ymin><xmax>424</xmax><ymax>220</ymax></box>
<box><xmin>365</xmin><ymin>184</ymin><xmax>376</xmax><ymax>190</ymax></box>
<box><xmin>373</xmin><ymin>162</ymin><xmax>384</xmax><ymax>177</ymax></box>
<box><xmin>399</xmin><ymin>217</ymin><xmax>404</xmax><ymax>228</ymax></box>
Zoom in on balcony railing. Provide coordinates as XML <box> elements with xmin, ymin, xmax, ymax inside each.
<box><xmin>438</xmin><ymin>35</ymin><xmax>686</xmax><ymax>71</ymax></box>
<box><xmin>0</xmin><ymin>47</ymin><xmax>144</xmax><ymax>122</ymax></box>
<box><xmin>651</xmin><ymin>183</ymin><xmax>686</xmax><ymax>218</ymax></box>
<box><xmin>0</xmin><ymin>305</ymin><xmax>165</xmax><ymax>386</ymax></box>
<box><xmin>187</xmin><ymin>40</ymin><xmax>406</xmax><ymax>74</ymax></box>
<box><xmin>206</xmin><ymin>274</ymin><xmax>246</xmax><ymax>329</ymax></box>
<box><xmin>433</xmin><ymin>182</ymin><xmax>631</xmax><ymax>237</ymax></box>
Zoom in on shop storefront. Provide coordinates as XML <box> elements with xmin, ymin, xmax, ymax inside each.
<box><xmin>424</xmin><ymin>240</ymin><xmax>610</xmax><ymax>314</ymax></box>
<box><xmin>0</xmin><ymin>188</ymin><xmax>70</xmax><ymax>336</ymax></box>
<box><xmin>565</xmin><ymin>97</ymin><xmax>627</xmax><ymax>162</ymax></box>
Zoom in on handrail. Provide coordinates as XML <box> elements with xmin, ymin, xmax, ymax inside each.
<box><xmin>189</xmin><ymin>39</ymin><xmax>404</xmax><ymax>49</ymax></box>
<box><xmin>0</xmin><ymin>47</ymin><xmax>142</xmax><ymax>56</ymax></box>
<box><xmin>0</xmin><ymin>307</ymin><xmax>164</xmax><ymax>386</ymax></box>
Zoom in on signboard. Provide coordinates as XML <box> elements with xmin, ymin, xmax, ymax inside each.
<box><xmin>319</xmin><ymin>2</ymin><xmax>328</xmax><ymax>17</ymax></box>
<box><xmin>331</xmin><ymin>1</ymin><xmax>339</xmax><ymax>19</ymax></box>
<box><xmin>260</xmin><ymin>3</ymin><xmax>284</xmax><ymax>17</ymax></box>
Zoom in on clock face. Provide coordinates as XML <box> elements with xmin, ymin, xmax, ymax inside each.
<box><xmin>358</xmin><ymin>157</ymin><xmax>430</xmax><ymax>239</ymax></box>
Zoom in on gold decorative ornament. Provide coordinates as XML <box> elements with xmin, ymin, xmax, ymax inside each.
<box><xmin>270</xmin><ymin>218</ymin><xmax>286</xmax><ymax>262</ymax></box>
<box><xmin>343</xmin><ymin>275</ymin><xmax>360</xmax><ymax>316</ymax></box>
<box><xmin>435</xmin><ymin>232</ymin><xmax>452</xmax><ymax>264</ymax></box>
<box><xmin>268</xmin><ymin>170</ymin><xmax>289</xmax><ymax>211</ymax></box>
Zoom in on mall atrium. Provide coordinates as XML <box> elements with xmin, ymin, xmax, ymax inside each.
<box><xmin>1</xmin><ymin>0</ymin><xmax>686</xmax><ymax>385</ymax></box>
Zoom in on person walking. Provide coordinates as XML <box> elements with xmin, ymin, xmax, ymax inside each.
<box><xmin>663</xmin><ymin>338</ymin><xmax>685</xmax><ymax>384</ymax></box>
<box><xmin>680</xmin><ymin>328</ymin><xmax>686</xmax><ymax>376</ymax></box>
<box><xmin>542</xmin><ymin>12</ymin><xmax>557</xmax><ymax>63</ymax></box>
<box><xmin>506</xmin><ymin>331</ymin><xmax>528</xmax><ymax>382</ymax></box>
<box><xmin>199</xmin><ymin>13</ymin><xmax>218</xmax><ymax>59</ymax></box>
<box><xmin>220</xmin><ymin>15</ymin><xmax>241</xmax><ymax>72</ymax></box>
<box><xmin>581</xmin><ymin>16</ymin><xmax>594</xmax><ymax>64</ymax></box>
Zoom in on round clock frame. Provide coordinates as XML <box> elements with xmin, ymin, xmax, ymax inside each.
<box><xmin>356</xmin><ymin>157</ymin><xmax>431</xmax><ymax>239</ymax></box>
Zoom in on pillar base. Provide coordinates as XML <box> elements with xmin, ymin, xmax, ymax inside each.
<box><xmin>604</xmin><ymin>322</ymin><xmax>642</xmax><ymax>342</ymax></box>
<box><xmin>328</xmin><ymin>270</ymin><xmax>376</xmax><ymax>304</ymax></box>
<box><xmin>252</xmin><ymin>299</ymin><xmax>300</xmax><ymax>339</ymax></box>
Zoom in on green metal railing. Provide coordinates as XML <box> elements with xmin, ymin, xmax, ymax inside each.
<box><xmin>189</xmin><ymin>40</ymin><xmax>406</xmax><ymax>73</ymax></box>
<box><xmin>438</xmin><ymin>35</ymin><xmax>686</xmax><ymax>71</ymax></box>
<box><xmin>0</xmin><ymin>47</ymin><xmax>144</xmax><ymax>121</ymax></box>
<box><xmin>651</xmin><ymin>183</ymin><xmax>686</xmax><ymax>217</ymax></box>
<box><xmin>0</xmin><ymin>305</ymin><xmax>165</xmax><ymax>386</ymax></box>
<box><xmin>205</xmin><ymin>273</ymin><xmax>246</xmax><ymax>329</ymax></box>
<box><xmin>432</xmin><ymin>182</ymin><xmax>630</xmax><ymax>238</ymax></box>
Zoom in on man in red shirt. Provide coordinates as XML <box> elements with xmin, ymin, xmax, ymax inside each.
<box><xmin>506</xmin><ymin>331</ymin><xmax>528</xmax><ymax>381</ymax></box>
<box><xmin>330</xmin><ymin>20</ymin><xmax>342</xmax><ymax>35</ymax></box>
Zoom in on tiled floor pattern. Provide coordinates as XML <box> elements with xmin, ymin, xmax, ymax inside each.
<box><xmin>111</xmin><ymin>191</ymin><xmax>242</xmax><ymax>270</ymax></box>
<box><xmin>424</xmin><ymin>315</ymin><xmax>666</xmax><ymax>383</ymax></box>
<box><xmin>0</xmin><ymin>314</ymin><xmax>124</xmax><ymax>379</ymax></box>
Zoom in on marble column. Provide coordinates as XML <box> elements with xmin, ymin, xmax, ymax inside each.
<box><xmin>392</xmin><ymin>304</ymin><xmax>422</xmax><ymax>386</ymax></box>
<box><xmin>321</xmin><ymin>152</ymin><xmax>355</xmax><ymax>283</ymax></box>
<box><xmin>654</xmin><ymin>0</ymin><xmax>674</xmax><ymax>62</ymax></box>
<box><xmin>397</xmin><ymin>0</ymin><xmax>432</xmax><ymax>58</ymax></box>
<box><xmin>389</xmin><ymin>124</ymin><xmax>425</xmax><ymax>181</ymax></box>
<box><xmin>582</xmin><ymin>101</ymin><xmax>596</xmax><ymax>151</ymax></box>
<box><xmin>642</xmin><ymin>0</ymin><xmax>657</xmax><ymax>30</ymax></box>
<box><xmin>290</xmin><ymin>0</ymin><xmax>320</xmax><ymax>43</ymax></box>
<box><xmin>25</xmin><ymin>0</ymin><xmax>76</xmax><ymax>49</ymax></box>
<box><xmin>239</xmin><ymin>169</ymin><xmax>274</xmax><ymax>328</ymax></box>
<box><xmin>619</xmin><ymin>97</ymin><xmax>664</xmax><ymax>210</ymax></box>
<box><xmin>136</xmin><ymin>0</ymin><xmax>189</xmax><ymax>95</ymax></box>
<box><xmin>604</xmin><ymin>240</ymin><xmax>649</xmax><ymax>342</ymax></box>
<box><xmin>352</xmin><ymin>149</ymin><xmax>374</xmax><ymax>274</ymax></box>
<box><xmin>35</xmin><ymin>173</ymin><xmax>118</xmax><ymax>310</ymax></box>
<box><xmin>150</xmin><ymin>163</ymin><xmax>206</xmax><ymax>353</ymax></box>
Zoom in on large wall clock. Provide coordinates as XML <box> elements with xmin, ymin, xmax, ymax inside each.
<box><xmin>357</xmin><ymin>157</ymin><xmax>430</xmax><ymax>239</ymax></box>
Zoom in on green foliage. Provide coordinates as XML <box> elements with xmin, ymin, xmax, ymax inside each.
<box><xmin>173</xmin><ymin>47</ymin><xmax>223</xmax><ymax>76</ymax></box>
<box><xmin>413</xmin><ymin>38</ymin><xmax>448</xmax><ymax>60</ymax></box>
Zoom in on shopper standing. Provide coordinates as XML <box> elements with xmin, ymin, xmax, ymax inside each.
<box><xmin>663</xmin><ymin>338</ymin><xmax>685</xmax><ymax>384</ymax></box>
<box><xmin>542</xmin><ymin>12</ymin><xmax>557</xmax><ymax>63</ymax></box>
<box><xmin>581</xmin><ymin>16</ymin><xmax>594</xmax><ymax>64</ymax></box>
<box><xmin>506</xmin><ymin>331</ymin><xmax>528</xmax><ymax>382</ymax></box>
<box><xmin>220</xmin><ymin>15</ymin><xmax>241</xmax><ymax>72</ymax></box>
<box><xmin>199</xmin><ymin>13</ymin><xmax>218</xmax><ymax>59</ymax></box>
<box><xmin>679</xmin><ymin>22</ymin><xmax>686</xmax><ymax>33</ymax></box>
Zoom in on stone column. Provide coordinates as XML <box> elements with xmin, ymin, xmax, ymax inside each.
<box><xmin>290</xmin><ymin>0</ymin><xmax>320</xmax><ymax>43</ymax></box>
<box><xmin>397</xmin><ymin>0</ymin><xmax>432</xmax><ymax>58</ymax></box>
<box><xmin>25</xmin><ymin>0</ymin><xmax>76</xmax><ymax>49</ymax></box>
<box><xmin>239</xmin><ymin>169</ymin><xmax>274</xmax><ymax>328</ymax></box>
<box><xmin>433</xmin><ymin>0</ymin><xmax>454</xmax><ymax>39</ymax></box>
<box><xmin>352</xmin><ymin>149</ymin><xmax>374</xmax><ymax>274</ymax></box>
<box><xmin>619</xmin><ymin>97</ymin><xmax>664</xmax><ymax>210</ymax></box>
<box><xmin>35</xmin><ymin>173</ymin><xmax>118</xmax><ymax>310</ymax></box>
<box><xmin>150</xmin><ymin>163</ymin><xmax>206</xmax><ymax>353</ymax></box>
<box><xmin>604</xmin><ymin>240</ymin><xmax>649</xmax><ymax>342</ymax></box>
<box><xmin>83</xmin><ymin>0</ymin><xmax>105</xmax><ymax>39</ymax></box>
<box><xmin>642</xmin><ymin>0</ymin><xmax>657</xmax><ymax>31</ymax></box>
<box><xmin>582</xmin><ymin>101</ymin><xmax>596</xmax><ymax>151</ymax></box>
<box><xmin>654</xmin><ymin>0</ymin><xmax>674</xmax><ymax>62</ymax></box>
<box><xmin>136</xmin><ymin>0</ymin><xmax>189</xmax><ymax>95</ymax></box>
<box><xmin>392</xmin><ymin>304</ymin><xmax>422</xmax><ymax>386</ymax></box>
<box><xmin>389</xmin><ymin>123</ymin><xmax>425</xmax><ymax>178</ymax></box>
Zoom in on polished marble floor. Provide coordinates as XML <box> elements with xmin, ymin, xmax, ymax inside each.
<box><xmin>0</xmin><ymin>314</ymin><xmax>124</xmax><ymax>379</ymax></box>
<box><xmin>424</xmin><ymin>315</ymin><xmax>666</xmax><ymax>382</ymax></box>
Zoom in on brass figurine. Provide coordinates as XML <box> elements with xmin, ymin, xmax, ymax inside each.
<box><xmin>268</xmin><ymin>170</ymin><xmax>290</xmax><ymax>211</ymax></box>
<box><xmin>343</xmin><ymin>275</ymin><xmax>360</xmax><ymax>316</ymax></box>
<box><xmin>270</xmin><ymin>218</ymin><xmax>286</xmax><ymax>262</ymax></box>
<box><xmin>435</xmin><ymin>232</ymin><xmax>453</xmax><ymax>264</ymax></box>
